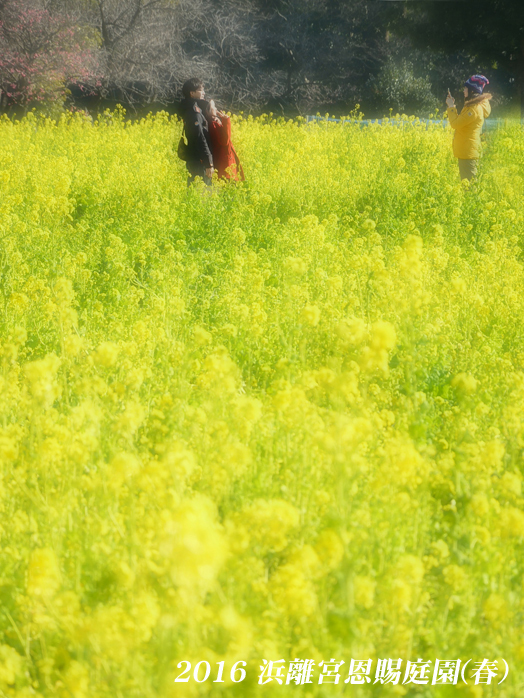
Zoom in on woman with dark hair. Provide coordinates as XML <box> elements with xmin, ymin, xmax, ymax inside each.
<box><xmin>445</xmin><ymin>75</ymin><xmax>492</xmax><ymax>181</ymax></box>
<box><xmin>179</xmin><ymin>78</ymin><xmax>214</xmax><ymax>186</ymax></box>
<box><xmin>203</xmin><ymin>99</ymin><xmax>244</xmax><ymax>182</ymax></box>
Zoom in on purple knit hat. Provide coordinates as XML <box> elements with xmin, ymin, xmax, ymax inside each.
<box><xmin>464</xmin><ymin>75</ymin><xmax>489</xmax><ymax>95</ymax></box>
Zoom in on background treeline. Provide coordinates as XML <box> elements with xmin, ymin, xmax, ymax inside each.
<box><xmin>0</xmin><ymin>0</ymin><xmax>523</xmax><ymax>118</ymax></box>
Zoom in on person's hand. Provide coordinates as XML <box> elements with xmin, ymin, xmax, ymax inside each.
<box><xmin>446</xmin><ymin>90</ymin><xmax>455</xmax><ymax>109</ymax></box>
<box><xmin>205</xmin><ymin>166</ymin><xmax>214</xmax><ymax>179</ymax></box>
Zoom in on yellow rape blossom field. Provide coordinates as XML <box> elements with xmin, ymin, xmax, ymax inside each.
<box><xmin>0</xmin><ymin>108</ymin><xmax>524</xmax><ymax>697</ymax></box>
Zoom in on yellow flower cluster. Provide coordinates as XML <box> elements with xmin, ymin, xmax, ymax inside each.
<box><xmin>0</xmin><ymin>108</ymin><xmax>522</xmax><ymax>696</ymax></box>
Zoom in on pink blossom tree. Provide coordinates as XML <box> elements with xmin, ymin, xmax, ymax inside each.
<box><xmin>0</xmin><ymin>0</ymin><xmax>99</xmax><ymax>112</ymax></box>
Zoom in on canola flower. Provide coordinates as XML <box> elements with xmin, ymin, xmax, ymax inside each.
<box><xmin>0</xmin><ymin>107</ymin><xmax>523</xmax><ymax>696</ymax></box>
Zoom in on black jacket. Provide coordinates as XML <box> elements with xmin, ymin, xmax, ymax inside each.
<box><xmin>179</xmin><ymin>98</ymin><xmax>213</xmax><ymax>168</ymax></box>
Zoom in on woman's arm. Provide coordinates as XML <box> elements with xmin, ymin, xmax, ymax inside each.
<box><xmin>216</xmin><ymin>112</ymin><xmax>232</xmax><ymax>145</ymax></box>
<box><xmin>447</xmin><ymin>106</ymin><xmax>477</xmax><ymax>129</ymax></box>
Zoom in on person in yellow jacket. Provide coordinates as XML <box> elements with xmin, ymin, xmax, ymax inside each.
<box><xmin>445</xmin><ymin>75</ymin><xmax>492</xmax><ymax>181</ymax></box>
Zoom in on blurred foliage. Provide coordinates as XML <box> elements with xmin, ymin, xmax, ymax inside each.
<box><xmin>0</xmin><ymin>109</ymin><xmax>522</xmax><ymax>695</ymax></box>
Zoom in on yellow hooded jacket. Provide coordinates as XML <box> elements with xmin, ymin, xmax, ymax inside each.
<box><xmin>446</xmin><ymin>94</ymin><xmax>492</xmax><ymax>160</ymax></box>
